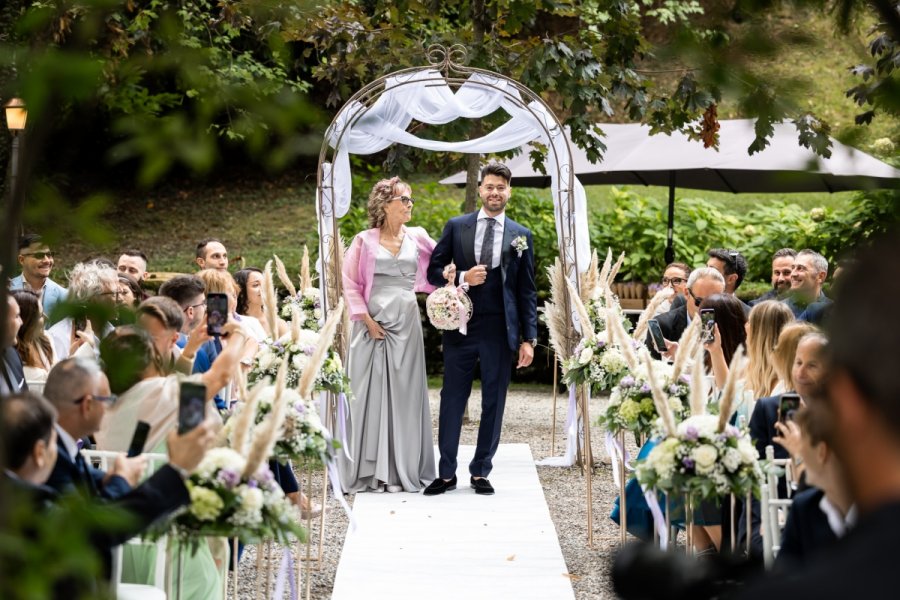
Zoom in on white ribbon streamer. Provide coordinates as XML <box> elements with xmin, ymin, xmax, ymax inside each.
<box><xmin>643</xmin><ymin>487</ymin><xmax>669</xmax><ymax>550</ymax></box>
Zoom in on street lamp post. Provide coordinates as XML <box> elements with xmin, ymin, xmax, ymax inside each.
<box><xmin>5</xmin><ymin>97</ymin><xmax>28</xmax><ymax>237</ymax></box>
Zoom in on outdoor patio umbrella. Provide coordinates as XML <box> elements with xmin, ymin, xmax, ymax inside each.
<box><xmin>440</xmin><ymin>119</ymin><xmax>900</xmax><ymax>262</ymax></box>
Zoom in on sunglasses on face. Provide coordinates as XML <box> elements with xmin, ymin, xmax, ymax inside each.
<box><xmin>688</xmin><ymin>288</ymin><xmax>704</xmax><ymax>307</ymax></box>
<box><xmin>73</xmin><ymin>394</ymin><xmax>118</xmax><ymax>405</ymax></box>
<box><xmin>391</xmin><ymin>196</ymin><xmax>415</xmax><ymax>206</ymax></box>
<box><xmin>21</xmin><ymin>251</ymin><xmax>54</xmax><ymax>260</ymax></box>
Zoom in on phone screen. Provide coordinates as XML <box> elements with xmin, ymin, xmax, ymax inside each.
<box><xmin>206</xmin><ymin>293</ymin><xmax>228</xmax><ymax>336</ymax></box>
<box><xmin>178</xmin><ymin>382</ymin><xmax>207</xmax><ymax>435</ymax></box>
<box><xmin>778</xmin><ymin>393</ymin><xmax>801</xmax><ymax>424</ymax></box>
<box><xmin>648</xmin><ymin>319</ymin><xmax>667</xmax><ymax>353</ymax></box>
<box><xmin>127</xmin><ymin>421</ymin><xmax>151</xmax><ymax>457</ymax></box>
<box><xmin>700</xmin><ymin>309</ymin><xmax>716</xmax><ymax>344</ymax></box>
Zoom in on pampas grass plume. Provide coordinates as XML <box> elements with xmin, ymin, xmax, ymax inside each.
<box><xmin>297</xmin><ymin>298</ymin><xmax>344</xmax><ymax>399</ymax></box>
<box><xmin>274</xmin><ymin>254</ymin><xmax>298</xmax><ymax>298</ymax></box>
<box><xmin>643</xmin><ymin>349</ymin><xmax>677</xmax><ymax>437</ymax></box>
<box><xmin>717</xmin><ymin>346</ymin><xmax>748</xmax><ymax>433</ymax></box>
<box><xmin>632</xmin><ymin>287</ymin><xmax>674</xmax><ymax>341</ymax></box>
<box><xmin>242</xmin><ymin>360</ymin><xmax>289</xmax><ymax>478</ymax></box>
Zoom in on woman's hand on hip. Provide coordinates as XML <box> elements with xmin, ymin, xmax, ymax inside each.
<box><xmin>364</xmin><ymin>314</ymin><xmax>386</xmax><ymax>340</ymax></box>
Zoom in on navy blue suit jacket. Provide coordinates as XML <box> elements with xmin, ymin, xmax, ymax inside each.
<box><xmin>46</xmin><ymin>435</ymin><xmax>132</xmax><ymax>500</ymax></box>
<box><xmin>427</xmin><ymin>212</ymin><xmax>538</xmax><ymax>352</ymax></box>
<box><xmin>1</xmin><ymin>346</ymin><xmax>27</xmax><ymax>396</ymax></box>
<box><xmin>775</xmin><ymin>487</ymin><xmax>838</xmax><ymax>570</ymax></box>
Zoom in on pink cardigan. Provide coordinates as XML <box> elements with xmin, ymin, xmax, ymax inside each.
<box><xmin>342</xmin><ymin>226</ymin><xmax>438</xmax><ymax>321</ymax></box>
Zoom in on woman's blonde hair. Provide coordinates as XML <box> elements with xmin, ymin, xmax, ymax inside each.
<box><xmin>746</xmin><ymin>301</ymin><xmax>795</xmax><ymax>398</ymax></box>
<box><xmin>771</xmin><ymin>321</ymin><xmax>820</xmax><ymax>392</ymax></box>
<box><xmin>367</xmin><ymin>177</ymin><xmax>410</xmax><ymax>229</ymax></box>
<box><xmin>197</xmin><ymin>268</ymin><xmax>239</xmax><ymax>296</ymax></box>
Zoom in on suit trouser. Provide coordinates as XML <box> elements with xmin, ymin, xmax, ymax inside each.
<box><xmin>438</xmin><ymin>314</ymin><xmax>512</xmax><ymax>479</ymax></box>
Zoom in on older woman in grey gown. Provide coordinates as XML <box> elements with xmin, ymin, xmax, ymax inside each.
<box><xmin>340</xmin><ymin>177</ymin><xmax>452</xmax><ymax>493</ymax></box>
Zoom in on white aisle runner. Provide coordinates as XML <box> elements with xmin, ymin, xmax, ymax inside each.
<box><xmin>332</xmin><ymin>444</ymin><xmax>575</xmax><ymax>599</ymax></box>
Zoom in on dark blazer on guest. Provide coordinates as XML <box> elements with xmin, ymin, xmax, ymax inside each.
<box><xmin>45</xmin><ymin>432</ymin><xmax>132</xmax><ymax>500</ymax></box>
<box><xmin>1</xmin><ymin>346</ymin><xmax>28</xmax><ymax>396</ymax></box>
<box><xmin>775</xmin><ymin>487</ymin><xmax>839</xmax><ymax>570</ymax></box>
<box><xmin>646</xmin><ymin>303</ymin><xmax>688</xmax><ymax>359</ymax></box>
<box><xmin>749</xmin><ymin>394</ymin><xmax>790</xmax><ymax>461</ymax></box>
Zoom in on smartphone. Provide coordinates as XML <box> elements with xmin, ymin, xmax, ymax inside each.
<box><xmin>206</xmin><ymin>293</ymin><xmax>228</xmax><ymax>336</ymax></box>
<box><xmin>778</xmin><ymin>393</ymin><xmax>802</xmax><ymax>424</ymax></box>
<box><xmin>178</xmin><ymin>382</ymin><xmax>207</xmax><ymax>435</ymax></box>
<box><xmin>700</xmin><ymin>308</ymin><xmax>716</xmax><ymax>344</ymax></box>
<box><xmin>126</xmin><ymin>421</ymin><xmax>151</xmax><ymax>458</ymax></box>
<box><xmin>648</xmin><ymin>319</ymin><xmax>667</xmax><ymax>354</ymax></box>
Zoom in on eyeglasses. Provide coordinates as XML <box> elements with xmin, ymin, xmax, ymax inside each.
<box><xmin>20</xmin><ymin>251</ymin><xmax>54</xmax><ymax>260</ymax></box>
<box><xmin>184</xmin><ymin>302</ymin><xmax>205</xmax><ymax>313</ymax></box>
<box><xmin>96</xmin><ymin>291</ymin><xmax>123</xmax><ymax>299</ymax></box>
<box><xmin>661</xmin><ymin>277</ymin><xmax>686</xmax><ymax>286</ymax></box>
<box><xmin>688</xmin><ymin>288</ymin><xmax>704</xmax><ymax>307</ymax></box>
<box><xmin>391</xmin><ymin>195</ymin><xmax>415</xmax><ymax>206</ymax></box>
<box><xmin>73</xmin><ymin>394</ymin><xmax>118</xmax><ymax>405</ymax></box>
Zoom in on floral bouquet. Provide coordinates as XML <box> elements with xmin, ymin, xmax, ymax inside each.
<box><xmin>598</xmin><ymin>359</ymin><xmax>690</xmax><ymax>439</ymax></box>
<box><xmin>171</xmin><ymin>447</ymin><xmax>304</xmax><ymax>549</ymax></box>
<box><xmin>562</xmin><ymin>332</ymin><xmax>632</xmax><ymax>393</ymax></box>
<box><xmin>315</xmin><ymin>349</ymin><xmax>352</xmax><ymax>397</ymax></box>
<box><xmin>426</xmin><ymin>283</ymin><xmax>473</xmax><ymax>331</ymax></box>
<box><xmin>223</xmin><ymin>386</ymin><xmax>339</xmax><ymax>466</ymax></box>
<box><xmin>280</xmin><ymin>287</ymin><xmax>322</xmax><ymax>331</ymax></box>
<box><xmin>635</xmin><ymin>414</ymin><xmax>763</xmax><ymax>500</ymax></box>
<box><xmin>249</xmin><ymin>330</ymin><xmax>321</xmax><ymax>389</ymax></box>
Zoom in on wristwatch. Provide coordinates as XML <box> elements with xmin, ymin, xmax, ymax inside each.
<box><xmin>527</xmin><ymin>338</ymin><xmax>538</xmax><ymax>347</ymax></box>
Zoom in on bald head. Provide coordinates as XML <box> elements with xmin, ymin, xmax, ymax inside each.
<box><xmin>44</xmin><ymin>358</ymin><xmax>104</xmax><ymax>410</ymax></box>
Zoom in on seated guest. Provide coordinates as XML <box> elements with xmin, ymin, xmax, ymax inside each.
<box><xmin>158</xmin><ymin>274</ymin><xmax>214</xmax><ymax>369</ymax></box>
<box><xmin>95</xmin><ymin>321</ymin><xmax>247</xmax><ymax>452</ymax></box>
<box><xmin>197</xmin><ymin>268</ymin><xmax>266</xmax><ymax>342</ymax></box>
<box><xmin>649</xmin><ymin>267</ymin><xmax>726</xmax><ymax>357</ymax></box>
<box><xmin>744</xmin><ymin>300</ymin><xmax>795</xmax><ymax>400</ymax></box>
<box><xmin>2</xmin><ymin>391</ymin><xmax>215</xmax><ymax>579</ymax></box>
<box><xmin>2</xmin><ymin>294</ymin><xmax>27</xmax><ymax>396</ymax></box>
<box><xmin>234</xmin><ymin>267</ymin><xmax>289</xmax><ymax>339</ymax></box>
<box><xmin>117</xmin><ymin>249</ymin><xmax>150</xmax><ymax>284</ymax></box>
<box><xmin>654</xmin><ymin>262</ymin><xmax>691</xmax><ymax>316</ymax></box>
<box><xmin>195</xmin><ymin>238</ymin><xmax>229</xmax><ymax>272</ymax></box>
<box><xmin>750</xmin><ymin>248</ymin><xmax>796</xmax><ymax>306</ymax></box>
<box><xmin>783</xmin><ymin>249</ymin><xmax>830</xmax><ymax>317</ymax></box>
<box><xmin>136</xmin><ymin>296</ymin><xmax>209</xmax><ymax>376</ymax></box>
<box><xmin>12</xmin><ymin>290</ymin><xmax>58</xmax><ymax>389</ymax></box>
<box><xmin>10</xmin><ymin>233</ymin><xmax>68</xmax><ymax>324</ymax></box>
<box><xmin>47</xmin><ymin>261</ymin><xmax>118</xmax><ymax>360</ymax></box>
<box><xmin>43</xmin><ymin>358</ymin><xmax>145</xmax><ymax>499</ymax></box>
<box><xmin>706</xmin><ymin>248</ymin><xmax>751</xmax><ymax>313</ymax></box>
<box><xmin>776</xmin><ymin>405</ymin><xmax>855</xmax><ymax>569</ymax></box>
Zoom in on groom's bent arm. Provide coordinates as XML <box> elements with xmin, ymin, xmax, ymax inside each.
<box><xmin>427</xmin><ymin>221</ymin><xmax>455</xmax><ymax>287</ymax></box>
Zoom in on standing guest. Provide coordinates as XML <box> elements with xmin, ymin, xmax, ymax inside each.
<box><xmin>654</xmin><ymin>262</ymin><xmax>691</xmax><ymax>316</ymax></box>
<box><xmin>750</xmin><ymin>248</ymin><xmax>796</xmax><ymax>306</ymax></box>
<box><xmin>195</xmin><ymin>238</ymin><xmax>229</xmax><ymax>271</ymax></box>
<box><xmin>783</xmin><ymin>249</ymin><xmax>830</xmax><ymax>317</ymax></box>
<box><xmin>234</xmin><ymin>267</ymin><xmax>289</xmax><ymax>340</ymax></box>
<box><xmin>10</xmin><ymin>234</ymin><xmax>68</xmax><ymax>324</ymax></box>
<box><xmin>117</xmin><ymin>249</ymin><xmax>150</xmax><ymax>283</ymax></box>
<box><xmin>12</xmin><ymin>290</ymin><xmax>57</xmax><ymax>390</ymax></box>
<box><xmin>744</xmin><ymin>300</ymin><xmax>795</xmax><ymax>399</ymax></box>
<box><xmin>158</xmin><ymin>274</ymin><xmax>214</xmax><ymax>374</ymax></box>
<box><xmin>425</xmin><ymin>163</ymin><xmax>538</xmax><ymax>496</ymax></box>
<box><xmin>1</xmin><ymin>294</ymin><xmax>27</xmax><ymax>396</ymax></box>
<box><xmin>651</xmin><ymin>267</ymin><xmax>726</xmax><ymax>357</ymax></box>
<box><xmin>46</xmin><ymin>261</ymin><xmax>118</xmax><ymax>361</ymax></box>
<box><xmin>339</xmin><ymin>176</ymin><xmax>443</xmax><ymax>494</ymax></box>
<box><xmin>115</xmin><ymin>273</ymin><xmax>142</xmax><ymax>314</ymax></box>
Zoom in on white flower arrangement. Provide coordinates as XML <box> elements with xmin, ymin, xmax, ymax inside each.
<box><xmin>249</xmin><ymin>331</ymin><xmax>320</xmax><ymax>389</ymax></box>
<box><xmin>636</xmin><ymin>414</ymin><xmax>763</xmax><ymax>500</ymax></box>
<box><xmin>562</xmin><ymin>331</ymin><xmax>639</xmax><ymax>393</ymax></box>
<box><xmin>426</xmin><ymin>284</ymin><xmax>473</xmax><ymax>331</ymax></box>
<box><xmin>280</xmin><ymin>287</ymin><xmax>322</xmax><ymax>331</ymax></box>
<box><xmin>511</xmin><ymin>235</ymin><xmax>528</xmax><ymax>257</ymax></box>
<box><xmin>598</xmin><ymin>359</ymin><xmax>691</xmax><ymax>438</ymax></box>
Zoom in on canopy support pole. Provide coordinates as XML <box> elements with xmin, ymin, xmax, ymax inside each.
<box><xmin>664</xmin><ymin>172</ymin><xmax>676</xmax><ymax>264</ymax></box>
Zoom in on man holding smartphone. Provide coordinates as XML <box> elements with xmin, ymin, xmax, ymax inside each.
<box><xmin>648</xmin><ymin>267</ymin><xmax>725</xmax><ymax>358</ymax></box>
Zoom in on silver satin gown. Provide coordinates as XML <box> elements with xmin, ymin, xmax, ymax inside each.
<box><xmin>339</xmin><ymin>236</ymin><xmax>436</xmax><ymax>492</ymax></box>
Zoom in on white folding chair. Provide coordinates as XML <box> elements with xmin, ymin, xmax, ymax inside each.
<box><xmin>83</xmin><ymin>450</ymin><xmax>173</xmax><ymax>599</ymax></box>
<box><xmin>761</xmin><ymin>444</ymin><xmax>795</xmax><ymax>568</ymax></box>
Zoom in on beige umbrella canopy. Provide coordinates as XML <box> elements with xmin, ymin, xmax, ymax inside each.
<box><xmin>441</xmin><ymin>119</ymin><xmax>900</xmax><ymax>261</ymax></box>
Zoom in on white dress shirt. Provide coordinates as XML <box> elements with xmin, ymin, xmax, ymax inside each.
<box><xmin>459</xmin><ymin>209</ymin><xmax>506</xmax><ymax>285</ymax></box>
<box><xmin>55</xmin><ymin>424</ymin><xmax>80</xmax><ymax>460</ymax></box>
<box><xmin>819</xmin><ymin>495</ymin><xmax>857</xmax><ymax>538</ymax></box>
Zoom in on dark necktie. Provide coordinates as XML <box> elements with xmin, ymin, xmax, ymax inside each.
<box><xmin>479</xmin><ymin>218</ymin><xmax>496</xmax><ymax>267</ymax></box>
<box><xmin>74</xmin><ymin>450</ymin><xmax>98</xmax><ymax>496</ymax></box>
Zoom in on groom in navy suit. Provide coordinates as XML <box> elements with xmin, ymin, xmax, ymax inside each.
<box><xmin>424</xmin><ymin>163</ymin><xmax>538</xmax><ymax>496</ymax></box>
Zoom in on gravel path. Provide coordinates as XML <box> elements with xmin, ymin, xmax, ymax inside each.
<box><xmin>227</xmin><ymin>388</ymin><xmax>625</xmax><ymax>599</ymax></box>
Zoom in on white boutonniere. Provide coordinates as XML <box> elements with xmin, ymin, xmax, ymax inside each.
<box><xmin>511</xmin><ymin>235</ymin><xmax>528</xmax><ymax>258</ymax></box>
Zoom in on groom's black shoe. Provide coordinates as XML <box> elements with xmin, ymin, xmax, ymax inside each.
<box><xmin>423</xmin><ymin>475</ymin><xmax>457</xmax><ymax>496</ymax></box>
<box><xmin>470</xmin><ymin>477</ymin><xmax>495</xmax><ymax>495</ymax></box>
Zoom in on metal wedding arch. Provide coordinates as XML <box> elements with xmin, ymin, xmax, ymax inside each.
<box><xmin>313</xmin><ymin>44</ymin><xmax>598</xmax><ymax>544</ymax></box>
